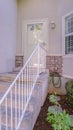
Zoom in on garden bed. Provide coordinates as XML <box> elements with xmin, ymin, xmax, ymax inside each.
<box><xmin>33</xmin><ymin>93</ymin><xmax>73</xmax><ymax>130</ymax></box>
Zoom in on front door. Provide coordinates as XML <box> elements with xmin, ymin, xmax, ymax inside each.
<box><xmin>23</xmin><ymin>19</ymin><xmax>48</xmax><ymax>63</ymax></box>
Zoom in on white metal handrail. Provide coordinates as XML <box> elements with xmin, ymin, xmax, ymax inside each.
<box><xmin>0</xmin><ymin>44</ymin><xmax>46</xmax><ymax>130</ymax></box>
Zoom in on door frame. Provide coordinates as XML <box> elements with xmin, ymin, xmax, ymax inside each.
<box><xmin>22</xmin><ymin>18</ymin><xmax>49</xmax><ymax>63</ymax></box>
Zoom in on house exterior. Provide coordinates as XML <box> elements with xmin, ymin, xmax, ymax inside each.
<box><xmin>0</xmin><ymin>0</ymin><xmax>73</xmax><ymax>77</ymax></box>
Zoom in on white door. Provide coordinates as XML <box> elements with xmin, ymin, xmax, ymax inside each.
<box><xmin>23</xmin><ymin>19</ymin><xmax>48</xmax><ymax>63</ymax></box>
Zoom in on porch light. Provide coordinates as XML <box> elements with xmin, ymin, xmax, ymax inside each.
<box><xmin>50</xmin><ymin>21</ymin><xmax>56</xmax><ymax>29</ymax></box>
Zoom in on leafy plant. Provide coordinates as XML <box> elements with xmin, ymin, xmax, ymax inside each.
<box><xmin>65</xmin><ymin>81</ymin><xmax>73</xmax><ymax>107</ymax></box>
<box><xmin>46</xmin><ymin>110</ymin><xmax>73</xmax><ymax>130</ymax></box>
<box><xmin>49</xmin><ymin>94</ymin><xmax>60</xmax><ymax>106</ymax></box>
<box><xmin>47</xmin><ymin>93</ymin><xmax>73</xmax><ymax>130</ymax></box>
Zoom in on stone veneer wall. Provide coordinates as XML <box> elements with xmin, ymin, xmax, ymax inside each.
<box><xmin>15</xmin><ymin>55</ymin><xmax>63</xmax><ymax>76</ymax></box>
<box><xmin>15</xmin><ymin>56</ymin><xmax>24</xmax><ymax>67</ymax></box>
<box><xmin>46</xmin><ymin>56</ymin><xmax>63</xmax><ymax>76</ymax></box>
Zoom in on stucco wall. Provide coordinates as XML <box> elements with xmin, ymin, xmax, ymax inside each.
<box><xmin>58</xmin><ymin>0</ymin><xmax>73</xmax><ymax>76</ymax></box>
<box><xmin>58</xmin><ymin>0</ymin><xmax>73</xmax><ymax>53</ymax></box>
<box><xmin>17</xmin><ymin>0</ymin><xmax>73</xmax><ymax>55</ymax></box>
<box><xmin>17</xmin><ymin>0</ymin><xmax>73</xmax><ymax>77</ymax></box>
<box><xmin>0</xmin><ymin>0</ymin><xmax>17</xmax><ymax>72</ymax></box>
<box><xmin>17</xmin><ymin>0</ymin><xmax>60</xmax><ymax>55</ymax></box>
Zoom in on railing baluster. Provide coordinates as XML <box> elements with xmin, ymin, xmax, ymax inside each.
<box><xmin>24</xmin><ymin>69</ymin><xmax>26</xmax><ymax>107</ymax></box>
<box><xmin>22</xmin><ymin>72</ymin><xmax>24</xmax><ymax>112</ymax></box>
<box><xmin>11</xmin><ymin>90</ymin><xmax>13</xmax><ymax>130</ymax></box>
<box><xmin>44</xmin><ymin>49</ymin><xmax>46</xmax><ymax>72</ymax></box>
<box><xmin>6</xmin><ymin>97</ymin><xmax>8</xmax><ymax>130</ymax></box>
<box><xmin>28</xmin><ymin>63</ymin><xmax>30</xmax><ymax>94</ymax></box>
<box><xmin>38</xmin><ymin>45</ymin><xmax>40</xmax><ymax>75</ymax></box>
<box><xmin>30</xmin><ymin>62</ymin><xmax>32</xmax><ymax>90</ymax></box>
<box><xmin>18</xmin><ymin>77</ymin><xmax>20</xmax><ymax>120</ymax></box>
<box><xmin>0</xmin><ymin>44</ymin><xmax>46</xmax><ymax>130</ymax></box>
<box><xmin>26</xmin><ymin>66</ymin><xmax>28</xmax><ymax>101</ymax></box>
<box><xmin>41</xmin><ymin>47</ymin><xmax>43</xmax><ymax>72</ymax></box>
<box><xmin>40</xmin><ymin>47</ymin><xmax>42</xmax><ymax>72</ymax></box>
<box><xmin>23</xmin><ymin>70</ymin><xmax>24</xmax><ymax>109</ymax></box>
<box><xmin>28</xmin><ymin>64</ymin><xmax>29</xmax><ymax>98</ymax></box>
<box><xmin>32</xmin><ymin>56</ymin><xmax>34</xmax><ymax>88</ymax></box>
<box><xmin>27</xmin><ymin>64</ymin><xmax>29</xmax><ymax>99</ymax></box>
<box><xmin>0</xmin><ymin>106</ymin><xmax>1</xmax><ymax>130</ymax></box>
<box><xmin>15</xmin><ymin>82</ymin><xmax>17</xmax><ymax>128</ymax></box>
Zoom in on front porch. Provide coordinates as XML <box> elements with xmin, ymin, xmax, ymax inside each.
<box><xmin>0</xmin><ymin>0</ymin><xmax>73</xmax><ymax>129</ymax></box>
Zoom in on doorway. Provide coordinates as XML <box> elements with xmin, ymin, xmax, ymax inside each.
<box><xmin>23</xmin><ymin>19</ymin><xmax>48</xmax><ymax>63</ymax></box>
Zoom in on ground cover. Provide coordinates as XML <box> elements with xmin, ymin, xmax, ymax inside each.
<box><xmin>33</xmin><ymin>93</ymin><xmax>73</xmax><ymax>130</ymax></box>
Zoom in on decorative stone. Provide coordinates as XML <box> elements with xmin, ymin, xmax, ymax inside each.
<box><xmin>48</xmin><ymin>105</ymin><xmax>62</xmax><ymax>114</ymax></box>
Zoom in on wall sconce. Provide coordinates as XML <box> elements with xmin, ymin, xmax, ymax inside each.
<box><xmin>50</xmin><ymin>21</ymin><xmax>56</xmax><ymax>29</ymax></box>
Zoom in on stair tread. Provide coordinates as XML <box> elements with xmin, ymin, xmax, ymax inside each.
<box><xmin>1</xmin><ymin>110</ymin><xmax>34</xmax><ymax>129</ymax></box>
<box><xmin>0</xmin><ymin>94</ymin><xmax>38</xmax><ymax>109</ymax></box>
<box><xmin>0</xmin><ymin>70</ymin><xmax>49</xmax><ymax>129</ymax></box>
<box><xmin>0</xmin><ymin>72</ymin><xmax>42</xmax><ymax>87</ymax></box>
<box><xmin>0</xmin><ymin>73</ymin><xmax>16</xmax><ymax>76</ymax></box>
<box><xmin>0</xmin><ymin>81</ymin><xmax>11</xmax><ymax>86</ymax></box>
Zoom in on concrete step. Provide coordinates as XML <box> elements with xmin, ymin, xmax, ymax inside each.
<box><xmin>0</xmin><ymin>85</ymin><xmax>9</xmax><ymax>96</ymax></box>
<box><xmin>0</xmin><ymin>82</ymin><xmax>10</xmax><ymax>99</ymax></box>
<box><xmin>0</xmin><ymin>84</ymin><xmax>31</xmax><ymax>97</ymax></box>
<box><xmin>0</xmin><ymin>73</ymin><xmax>16</xmax><ymax>83</ymax></box>
<box><xmin>0</xmin><ymin>71</ymin><xmax>49</xmax><ymax>130</ymax></box>
<box><xmin>0</xmin><ymin>85</ymin><xmax>39</xmax><ymax>117</ymax></box>
<box><xmin>0</xmin><ymin>81</ymin><xmax>11</xmax><ymax>86</ymax></box>
<box><xmin>0</xmin><ymin>81</ymin><xmax>39</xmax><ymax>100</ymax></box>
<box><xmin>13</xmin><ymin>67</ymin><xmax>38</xmax><ymax>74</ymax></box>
<box><xmin>1</xmin><ymin>97</ymin><xmax>26</xmax><ymax>111</ymax></box>
<box><xmin>1</xmin><ymin>96</ymin><xmax>38</xmax><ymax>118</ymax></box>
<box><xmin>1</xmin><ymin>125</ymin><xmax>15</xmax><ymax>130</ymax></box>
<box><xmin>1</xmin><ymin>110</ymin><xmax>34</xmax><ymax>130</ymax></box>
<box><xmin>0</xmin><ymin>96</ymin><xmax>38</xmax><ymax>130</ymax></box>
<box><xmin>0</xmin><ymin>72</ymin><xmax>43</xmax><ymax>103</ymax></box>
<box><xmin>0</xmin><ymin>73</ymin><xmax>39</xmax><ymax>84</ymax></box>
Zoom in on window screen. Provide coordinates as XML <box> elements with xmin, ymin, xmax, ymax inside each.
<box><xmin>65</xmin><ymin>13</ymin><xmax>73</xmax><ymax>54</ymax></box>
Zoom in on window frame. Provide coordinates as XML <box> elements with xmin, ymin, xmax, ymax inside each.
<box><xmin>62</xmin><ymin>11</ymin><xmax>73</xmax><ymax>56</ymax></box>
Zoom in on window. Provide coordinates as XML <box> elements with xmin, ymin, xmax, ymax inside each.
<box><xmin>64</xmin><ymin>13</ymin><xmax>73</xmax><ymax>54</ymax></box>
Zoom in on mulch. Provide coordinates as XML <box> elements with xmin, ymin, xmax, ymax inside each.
<box><xmin>33</xmin><ymin>93</ymin><xmax>73</xmax><ymax>130</ymax></box>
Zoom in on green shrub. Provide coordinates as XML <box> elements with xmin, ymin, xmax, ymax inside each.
<box><xmin>49</xmin><ymin>94</ymin><xmax>60</xmax><ymax>106</ymax></box>
<box><xmin>46</xmin><ymin>110</ymin><xmax>73</xmax><ymax>130</ymax></box>
<box><xmin>65</xmin><ymin>81</ymin><xmax>73</xmax><ymax>107</ymax></box>
<box><xmin>47</xmin><ymin>93</ymin><xmax>73</xmax><ymax>130</ymax></box>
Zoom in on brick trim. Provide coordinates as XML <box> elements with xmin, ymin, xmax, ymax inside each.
<box><xmin>15</xmin><ymin>55</ymin><xmax>24</xmax><ymax>67</ymax></box>
<box><xmin>46</xmin><ymin>56</ymin><xmax>63</xmax><ymax>76</ymax></box>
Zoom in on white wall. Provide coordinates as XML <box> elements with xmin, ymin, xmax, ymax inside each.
<box><xmin>0</xmin><ymin>0</ymin><xmax>17</xmax><ymax>73</ymax></box>
<box><xmin>17</xmin><ymin>0</ymin><xmax>73</xmax><ymax>77</ymax></box>
<box><xmin>58</xmin><ymin>0</ymin><xmax>73</xmax><ymax>54</ymax></box>
<box><xmin>17</xmin><ymin>0</ymin><xmax>60</xmax><ymax>55</ymax></box>
<box><xmin>58</xmin><ymin>0</ymin><xmax>73</xmax><ymax>76</ymax></box>
<box><xmin>63</xmin><ymin>56</ymin><xmax>73</xmax><ymax>77</ymax></box>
